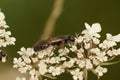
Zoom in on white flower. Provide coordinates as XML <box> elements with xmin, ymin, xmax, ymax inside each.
<box><xmin>16</xmin><ymin>77</ymin><xmax>26</xmax><ymax>80</ymax></box>
<box><xmin>5</xmin><ymin>36</ymin><xmax>16</xmax><ymax>45</ymax></box>
<box><xmin>0</xmin><ymin>20</ymin><xmax>9</xmax><ymax>28</ymax></box>
<box><xmin>107</xmin><ymin>48</ymin><xmax>120</xmax><ymax>56</ymax></box>
<box><xmin>92</xmin><ymin>58</ymin><xmax>100</xmax><ymax>65</ymax></box>
<box><xmin>63</xmin><ymin>58</ymin><xmax>75</xmax><ymax>68</ymax></box>
<box><xmin>85</xmin><ymin>59</ymin><xmax>93</xmax><ymax>69</ymax></box>
<box><xmin>0</xmin><ymin>29</ymin><xmax>11</xmax><ymax>37</ymax></box>
<box><xmin>0</xmin><ymin>39</ymin><xmax>4</xmax><ymax>47</ymax></box>
<box><xmin>82</xmin><ymin>23</ymin><xmax>101</xmax><ymax>41</ymax></box>
<box><xmin>17</xmin><ymin>65</ymin><xmax>32</xmax><ymax>74</ymax></box>
<box><xmin>13</xmin><ymin>58</ymin><xmax>25</xmax><ymax>68</ymax></box>
<box><xmin>95</xmin><ymin>66</ymin><xmax>107</xmax><ymax>76</ymax></box>
<box><xmin>22</xmin><ymin>56</ymin><xmax>31</xmax><ymax>64</ymax></box>
<box><xmin>99</xmin><ymin>33</ymin><xmax>120</xmax><ymax>49</ymax></box>
<box><xmin>58</xmin><ymin>47</ymin><xmax>69</xmax><ymax>56</ymax></box>
<box><xmin>60</xmin><ymin>57</ymin><xmax>66</xmax><ymax>61</ymax></box>
<box><xmin>29</xmin><ymin>69</ymin><xmax>37</xmax><ymax>76</ymax></box>
<box><xmin>38</xmin><ymin>51</ymin><xmax>46</xmax><ymax>59</ymax></box>
<box><xmin>38</xmin><ymin>61</ymin><xmax>47</xmax><ymax>75</ymax></box>
<box><xmin>0</xmin><ymin>10</ymin><xmax>16</xmax><ymax>62</ymax></box>
<box><xmin>70</xmin><ymin>45</ymin><xmax>77</xmax><ymax>52</ymax></box>
<box><xmin>18</xmin><ymin>47</ymin><xmax>34</xmax><ymax>57</ymax></box>
<box><xmin>49</xmin><ymin>57</ymin><xmax>61</xmax><ymax>64</ymax></box>
<box><xmin>32</xmin><ymin>57</ymin><xmax>38</xmax><ymax>63</ymax></box>
<box><xmin>76</xmin><ymin>59</ymin><xmax>93</xmax><ymax>69</ymax></box>
<box><xmin>76</xmin><ymin>49</ymin><xmax>84</xmax><ymax>59</ymax></box>
<box><xmin>84</xmin><ymin>43</ymin><xmax>90</xmax><ymax>49</ymax></box>
<box><xmin>37</xmin><ymin>46</ymin><xmax>54</xmax><ymax>58</ymax></box>
<box><xmin>75</xmin><ymin>36</ymin><xmax>83</xmax><ymax>44</ymax></box>
<box><xmin>70</xmin><ymin>68</ymin><xmax>83</xmax><ymax>80</ymax></box>
<box><xmin>25</xmin><ymin>65</ymin><xmax>32</xmax><ymax>70</ymax></box>
<box><xmin>0</xmin><ymin>11</ymin><xmax>5</xmax><ymax>21</ymax></box>
<box><xmin>76</xmin><ymin>60</ymin><xmax>85</xmax><ymax>68</ymax></box>
<box><xmin>96</xmin><ymin>52</ymin><xmax>108</xmax><ymax>62</ymax></box>
<box><xmin>90</xmin><ymin>48</ymin><xmax>108</xmax><ymax>62</ymax></box>
<box><xmin>99</xmin><ymin>40</ymin><xmax>116</xmax><ymax>49</ymax></box>
<box><xmin>106</xmin><ymin>33</ymin><xmax>120</xmax><ymax>42</ymax></box>
<box><xmin>92</xmin><ymin>37</ymin><xmax>100</xmax><ymax>44</ymax></box>
<box><xmin>18</xmin><ymin>67</ymin><xmax>28</xmax><ymax>73</ymax></box>
<box><xmin>29</xmin><ymin>69</ymin><xmax>40</xmax><ymax>80</ymax></box>
<box><xmin>29</xmin><ymin>76</ymin><xmax>39</xmax><ymax>80</ymax></box>
<box><xmin>113</xmin><ymin>34</ymin><xmax>120</xmax><ymax>42</ymax></box>
<box><xmin>48</xmin><ymin>66</ymin><xmax>64</xmax><ymax>76</ymax></box>
<box><xmin>90</xmin><ymin>48</ymin><xmax>100</xmax><ymax>54</ymax></box>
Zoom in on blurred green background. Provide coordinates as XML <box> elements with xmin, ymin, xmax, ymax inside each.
<box><xmin>0</xmin><ymin>0</ymin><xmax>120</xmax><ymax>80</ymax></box>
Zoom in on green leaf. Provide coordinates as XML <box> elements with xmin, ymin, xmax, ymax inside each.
<box><xmin>100</xmin><ymin>61</ymin><xmax>120</xmax><ymax>66</ymax></box>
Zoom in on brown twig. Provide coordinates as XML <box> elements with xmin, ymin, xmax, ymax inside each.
<box><xmin>40</xmin><ymin>0</ymin><xmax>64</xmax><ymax>40</ymax></box>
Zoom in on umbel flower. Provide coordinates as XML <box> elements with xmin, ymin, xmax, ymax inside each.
<box><xmin>13</xmin><ymin>23</ymin><xmax>120</xmax><ymax>80</ymax></box>
<box><xmin>0</xmin><ymin>9</ymin><xmax>16</xmax><ymax>62</ymax></box>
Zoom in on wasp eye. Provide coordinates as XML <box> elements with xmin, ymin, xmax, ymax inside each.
<box><xmin>68</xmin><ymin>35</ymin><xmax>75</xmax><ymax>42</ymax></box>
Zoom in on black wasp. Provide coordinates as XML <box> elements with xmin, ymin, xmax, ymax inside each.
<box><xmin>33</xmin><ymin>35</ymin><xmax>75</xmax><ymax>52</ymax></box>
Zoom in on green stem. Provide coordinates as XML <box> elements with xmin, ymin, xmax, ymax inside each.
<box><xmin>39</xmin><ymin>75</ymin><xmax>43</xmax><ymax>80</ymax></box>
<box><xmin>84</xmin><ymin>68</ymin><xmax>88</xmax><ymax>80</ymax></box>
<box><xmin>43</xmin><ymin>74</ymin><xmax>57</xmax><ymax>79</ymax></box>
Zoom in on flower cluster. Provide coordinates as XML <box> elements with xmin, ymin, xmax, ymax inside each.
<box><xmin>0</xmin><ymin>10</ymin><xmax>16</xmax><ymax>62</ymax></box>
<box><xmin>13</xmin><ymin>23</ymin><xmax>120</xmax><ymax>80</ymax></box>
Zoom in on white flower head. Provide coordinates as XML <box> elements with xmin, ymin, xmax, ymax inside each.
<box><xmin>107</xmin><ymin>48</ymin><xmax>120</xmax><ymax>57</ymax></box>
<box><xmin>82</xmin><ymin>23</ymin><xmax>101</xmax><ymax>40</ymax></box>
<box><xmin>13</xmin><ymin>57</ymin><xmax>25</xmax><ymax>68</ymax></box>
<box><xmin>0</xmin><ymin>9</ymin><xmax>16</xmax><ymax>62</ymax></box>
<box><xmin>95</xmin><ymin>66</ymin><xmax>107</xmax><ymax>77</ymax></box>
<box><xmin>70</xmin><ymin>68</ymin><xmax>83</xmax><ymax>80</ymax></box>
<box><xmin>92</xmin><ymin>37</ymin><xmax>100</xmax><ymax>44</ymax></box>
<box><xmin>18</xmin><ymin>47</ymin><xmax>34</xmax><ymax>57</ymax></box>
<box><xmin>14</xmin><ymin>22</ymin><xmax>120</xmax><ymax>80</ymax></box>
<box><xmin>113</xmin><ymin>34</ymin><xmax>120</xmax><ymax>42</ymax></box>
<box><xmin>76</xmin><ymin>49</ymin><xmax>84</xmax><ymax>59</ymax></box>
<box><xmin>58</xmin><ymin>47</ymin><xmax>69</xmax><ymax>56</ymax></box>
<box><xmin>76</xmin><ymin>60</ymin><xmax>85</xmax><ymax>68</ymax></box>
<box><xmin>29</xmin><ymin>69</ymin><xmax>40</xmax><ymax>80</ymax></box>
<box><xmin>75</xmin><ymin>36</ymin><xmax>83</xmax><ymax>44</ymax></box>
<box><xmin>63</xmin><ymin>58</ymin><xmax>75</xmax><ymax>68</ymax></box>
<box><xmin>85</xmin><ymin>59</ymin><xmax>93</xmax><ymax>69</ymax></box>
<box><xmin>0</xmin><ymin>11</ymin><xmax>5</xmax><ymax>21</ymax></box>
<box><xmin>48</xmin><ymin>66</ymin><xmax>64</xmax><ymax>76</ymax></box>
<box><xmin>16</xmin><ymin>77</ymin><xmax>26</xmax><ymax>80</ymax></box>
<box><xmin>18</xmin><ymin>67</ymin><xmax>28</xmax><ymax>73</ymax></box>
<box><xmin>38</xmin><ymin>61</ymin><xmax>47</xmax><ymax>75</ymax></box>
<box><xmin>70</xmin><ymin>45</ymin><xmax>77</xmax><ymax>52</ymax></box>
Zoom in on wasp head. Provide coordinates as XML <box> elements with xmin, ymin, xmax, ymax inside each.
<box><xmin>68</xmin><ymin>35</ymin><xmax>75</xmax><ymax>42</ymax></box>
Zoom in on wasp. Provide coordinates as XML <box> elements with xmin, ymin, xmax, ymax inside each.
<box><xmin>33</xmin><ymin>35</ymin><xmax>75</xmax><ymax>52</ymax></box>
<box><xmin>0</xmin><ymin>51</ymin><xmax>7</xmax><ymax>61</ymax></box>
